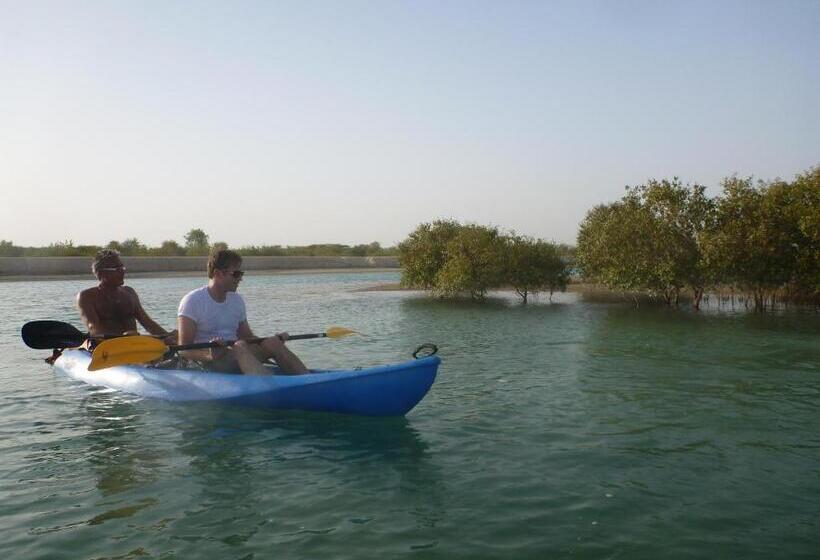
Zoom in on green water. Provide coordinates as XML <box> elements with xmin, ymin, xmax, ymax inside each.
<box><xmin>1</xmin><ymin>272</ymin><xmax>819</xmax><ymax>559</ymax></box>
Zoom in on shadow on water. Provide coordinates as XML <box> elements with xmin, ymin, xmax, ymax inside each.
<box><xmin>77</xmin><ymin>389</ymin><xmax>436</xmax><ymax>483</ymax></box>
<box><xmin>71</xmin><ymin>388</ymin><xmax>446</xmax><ymax>553</ymax></box>
<box><xmin>172</xmin><ymin>403</ymin><xmax>433</xmax><ymax>463</ymax></box>
<box><xmin>160</xmin><ymin>402</ymin><xmax>447</xmax><ymax>553</ymax></box>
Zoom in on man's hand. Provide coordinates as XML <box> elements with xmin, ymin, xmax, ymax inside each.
<box><xmin>209</xmin><ymin>337</ymin><xmax>229</xmax><ymax>361</ymax></box>
<box><xmin>163</xmin><ymin>330</ymin><xmax>179</xmax><ymax>345</ymax></box>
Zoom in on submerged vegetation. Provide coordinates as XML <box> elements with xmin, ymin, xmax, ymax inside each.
<box><xmin>576</xmin><ymin>166</ymin><xmax>819</xmax><ymax>310</ymax></box>
<box><xmin>0</xmin><ymin>229</ymin><xmax>396</xmax><ymax>258</ymax></box>
<box><xmin>398</xmin><ymin>220</ymin><xmax>570</xmax><ymax>303</ymax></box>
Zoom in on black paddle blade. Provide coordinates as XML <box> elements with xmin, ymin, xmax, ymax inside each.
<box><xmin>21</xmin><ymin>320</ymin><xmax>87</xmax><ymax>349</ymax></box>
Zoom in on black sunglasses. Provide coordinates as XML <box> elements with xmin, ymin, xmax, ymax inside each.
<box><xmin>221</xmin><ymin>269</ymin><xmax>244</xmax><ymax>279</ymax></box>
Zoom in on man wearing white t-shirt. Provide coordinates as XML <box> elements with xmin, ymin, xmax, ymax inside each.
<box><xmin>177</xmin><ymin>250</ymin><xmax>308</xmax><ymax>375</ymax></box>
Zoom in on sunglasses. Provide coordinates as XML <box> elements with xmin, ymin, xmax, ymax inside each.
<box><xmin>221</xmin><ymin>269</ymin><xmax>245</xmax><ymax>279</ymax></box>
<box><xmin>99</xmin><ymin>265</ymin><xmax>126</xmax><ymax>272</ymax></box>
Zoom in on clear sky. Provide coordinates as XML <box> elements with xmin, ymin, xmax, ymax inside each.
<box><xmin>1</xmin><ymin>0</ymin><xmax>818</xmax><ymax>248</ymax></box>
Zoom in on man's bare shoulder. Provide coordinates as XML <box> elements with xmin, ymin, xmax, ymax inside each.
<box><xmin>121</xmin><ymin>285</ymin><xmax>139</xmax><ymax>296</ymax></box>
<box><xmin>77</xmin><ymin>286</ymin><xmax>99</xmax><ymax>301</ymax></box>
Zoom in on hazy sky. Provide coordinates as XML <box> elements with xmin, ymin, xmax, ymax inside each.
<box><xmin>1</xmin><ymin>0</ymin><xmax>818</xmax><ymax>248</ymax></box>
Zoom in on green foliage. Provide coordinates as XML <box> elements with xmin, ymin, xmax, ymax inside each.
<box><xmin>238</xmin><ymin>242</ymin><xmax>395</xmax><ymax>257</ymax></box>
<box><xmin>0</xmin><ymin>240</ymin><xmax>24</xmax><ymax>257</ymax></box>
<box><xmin>578</xmin><ymin>166</ymin><xmax>819</xmax><ymax>310</ymax></box>
<box><xmin>349</xmin><ymin>242</ymin><xmax>386</xmax><ymax>257</ymax></box>
<box><xmin>184</xmin><ymin>228</ymin><xmax>210</xmax><ymax>256</ymax></box>
<box><xmin>398</xmin><ymin>220</ymin><xmax>463</xmax><ymax>290</ymax></box>
<box><xmin>239</xmin><ymin>244</ymin><xmax>286</xmax><ymax>256</ymax></box>
<box><xmin>3</xmin><ymin>240</ymin><xmax>100</xmax><ymax>257</ymax></box>
<box><xmin>630</xmin><ymin>178</ymin><xmax>713</xmax><ymax>305</ymax></box>
<box><xmin>702</xmin><ymin>172</ymin><xmax>819</xmax><ymax>308</ymax></box>
<box><xmin>577</xmin><ymin>201</ymin><xmax>662</xmax><ymax>292</ymax></box>
<box><xmin>45</xmin><ymin>240</ymin><xmax>86</xmax><ymax>257</ymax></box>
<box><xmin>435</xmin><ymin>225</ymin><xmax>506</xmax><ymax>300</ymax></box>
<box><xmin>399</xmin><ymin>221</ymin><xmax>568</xmax><ymax>302</ymax></box>
<box><xmin>577</xmin><ymin>178</ymin><xmax>713</xmax><ymax>307</ymax></box>
<box><xmin>153</xmin><ymin>240</ymin><xmax>187</xmax><ymax>256</ymax></box>
<box><xmin>1</xmin><ymin>230</ymin><xmax>398</xmax><ymax>258</ymax></box>
<box><xmin>119</xmin><ymin>238</ymin><xmax>147</xmax><ymax>256</ymax></box>
<box><xmin>506</xmin><ymin>236</ymin><xmax>569</xmax><ymax>303</ymax></box>
<box><xmin>786</xmin><ymin>167</ymin><xmax>820</xmax><ymax>296</ymax></box>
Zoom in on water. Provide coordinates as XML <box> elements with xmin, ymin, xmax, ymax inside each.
<box><xmin>1</xmin><ymin>272</ymin><xmax>819</xmax><ymax>559</ymax></box>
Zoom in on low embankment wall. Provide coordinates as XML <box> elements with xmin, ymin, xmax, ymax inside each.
<box><xmin>0</xmin><ymin>256</ymin><xmax>399</xmax><ymax>278</ymax></box>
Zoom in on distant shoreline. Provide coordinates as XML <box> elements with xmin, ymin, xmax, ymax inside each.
<box><xmin>0</xmin><ymin>256</ymin><xmax>399</xmax><ymax>281</ymax></box>
<box><xmin>0</xmin><ymin>268</ymin><xmax>399</xmax><ymax>283</ymax></box>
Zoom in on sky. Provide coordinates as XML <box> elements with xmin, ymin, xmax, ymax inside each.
<box><xmin>1</xmin><ymin>0</ymin><xmax>818</xmax><ymax>248</ymax></box>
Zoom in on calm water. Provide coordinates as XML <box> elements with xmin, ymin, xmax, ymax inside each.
<box><xmin>1</xmin><ymin>272</ymin><xmax>819</xmax><ymax>559</ymax></box>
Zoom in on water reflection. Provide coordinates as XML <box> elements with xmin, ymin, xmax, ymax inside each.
<box><xmin>172</xmin><ymin>405</ymin><xmax>434</xmax><ymax>475</ymax></box>
<box><xmin>166</xmin><ymin>404</ymin><xmax>446</xmax><ymax>550</ymax></box>
<box><xmin>80</xmin><ymin>391</ymin><xmax>163</xmax><ymax>499</ymax></box>
<box><xmin>66</xmin><ymin>385</ymin><xmax>448</xmax><ymax>557</ymax></box>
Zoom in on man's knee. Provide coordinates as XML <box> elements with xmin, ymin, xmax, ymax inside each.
<box><xmin>260</xmin><ymin>336</ymin><xmax>285</xmax><ymax>354</ymax></box>
<box><xmin>233</xmin><ymin>340</ymin><xmax>255</xmax><ymax>356</ymax></box>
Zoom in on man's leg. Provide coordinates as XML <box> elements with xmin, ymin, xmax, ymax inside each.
<box><xmin>205</xmin><ymin>343</ymin><xmax>279</xmax><ymax>375</ymax></box>
<box><xmin>253</xmin><ymin>337</ymin><xmax>308</xmax><ymax>375</ymax></box>
<box><xmin>232</xmin><ymin>341</ymin><xmax>271</xmax><ymax>375</ymax></box>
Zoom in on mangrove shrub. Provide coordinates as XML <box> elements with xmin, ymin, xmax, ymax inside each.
<box><xmin>577</xmin><ymin>178</ymin><xmax>713</xmax><ymax>307</ymax></box>
<box><xmin>505</xmin><ymin>235</ymin><xmax>569</xmax><ymax>303</ymax></box>
<box><xmin>399</xmin><ymin>221</ymin><xmax>569</xmax><ymax>303</ymax></box>
<box><xmin>578</xmin><ymin>166</ymin><xmax>819</xmax><ymax>310</ymax></box>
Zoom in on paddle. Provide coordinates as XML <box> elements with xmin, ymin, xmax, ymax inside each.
<box><xmin>21</xmin><ymin>320</ymin><xmax>166</xmax><ymax>350</ymax></box>
<box><xmin>22</xmin><ymin>320</ymin><xmax>86</xmax><ymax>349</ymax></box>
<box><xmin>88</xmin><ymin>327</ymin><xmax>359</xmax><ymax>371</ymax></box>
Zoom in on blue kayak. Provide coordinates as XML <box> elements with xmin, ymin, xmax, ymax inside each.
<box><xmin>53</xmin><ymin>349</ymin><xmax>440</xmax><ymax>416</ymax></box>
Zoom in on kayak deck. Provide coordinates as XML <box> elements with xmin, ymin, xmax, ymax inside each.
<box><xmin>54</xmin><ymin>349</ymin><xmax>440</xmax><ymax>416</ymax></box>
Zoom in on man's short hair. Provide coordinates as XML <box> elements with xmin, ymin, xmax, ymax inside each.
<box><xmin>92</xmin><ymin>249</ymin><xmax>121</xmax><ymax>277</ymax></box>
<box><xmin>208</xmin><ymin>249</ymin><xmax>242</xmax><ymax>278</ymax></box>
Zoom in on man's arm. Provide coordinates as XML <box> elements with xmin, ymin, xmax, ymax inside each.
<box><xmin>127</xmin><ymin>287</ymin><xmax>174</xmax><ymax>338</ymax></box>
<box><xmin>237</xmin><ymin>320</ymin><xmax>255</xmax><ymax>340</ymax></box>
<box><xmin>126</xmin><ymin>286</ymin><xmax>176</xmax><ymax>344</ymax></box>
<box><xmin>77</xmin><ymin>289</ymin><xmax>105</xmax><ymax>337</ymax></box>
<box><xmin>178</xmin><ymin>315</ymin><xmax>217</xmax><ymax>362</ymax></box>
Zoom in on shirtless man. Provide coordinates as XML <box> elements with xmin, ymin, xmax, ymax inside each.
<box><xmin>177</xmin><ymin>249</ymin><xmax>308</xmax><ymax>375</ymax></box>
<box><xmin>77</xmin><ymin>249</ymin><xmax>177</xmax><ymax>343</ymax></box>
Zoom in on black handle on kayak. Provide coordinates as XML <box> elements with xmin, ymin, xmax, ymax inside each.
<box><xmin>413</xmin><ymin>344</ymin><xmax>438</xmax><ymax>359</ymax></box>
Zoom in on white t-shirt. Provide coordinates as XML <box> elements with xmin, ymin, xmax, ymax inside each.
<box><xmin>178</xmin><ymin>286</ymin><xmax>248</xmax><ymax>343</ymax></box>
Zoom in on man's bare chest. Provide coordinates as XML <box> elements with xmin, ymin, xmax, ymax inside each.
<box><xmin>95</xmin><ymin>289</ymin><xmax>136</xmax><ymax>319</ymax></box>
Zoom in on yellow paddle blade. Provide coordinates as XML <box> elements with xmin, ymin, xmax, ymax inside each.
<box><xmin>325</xmin><ymin>326</ymin><xmax>359</xmax><ymax>338</ymax></box>
<box><xmin>88</xmin><ymin>336</ymin><xmax>169</xmax><ymax>371</ymax></box>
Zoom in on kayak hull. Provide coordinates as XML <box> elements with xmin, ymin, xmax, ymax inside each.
<box><xmin>53</xmin><ymin>349</ymin><xmax>440</xmax><ymax>416</ymax></box>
